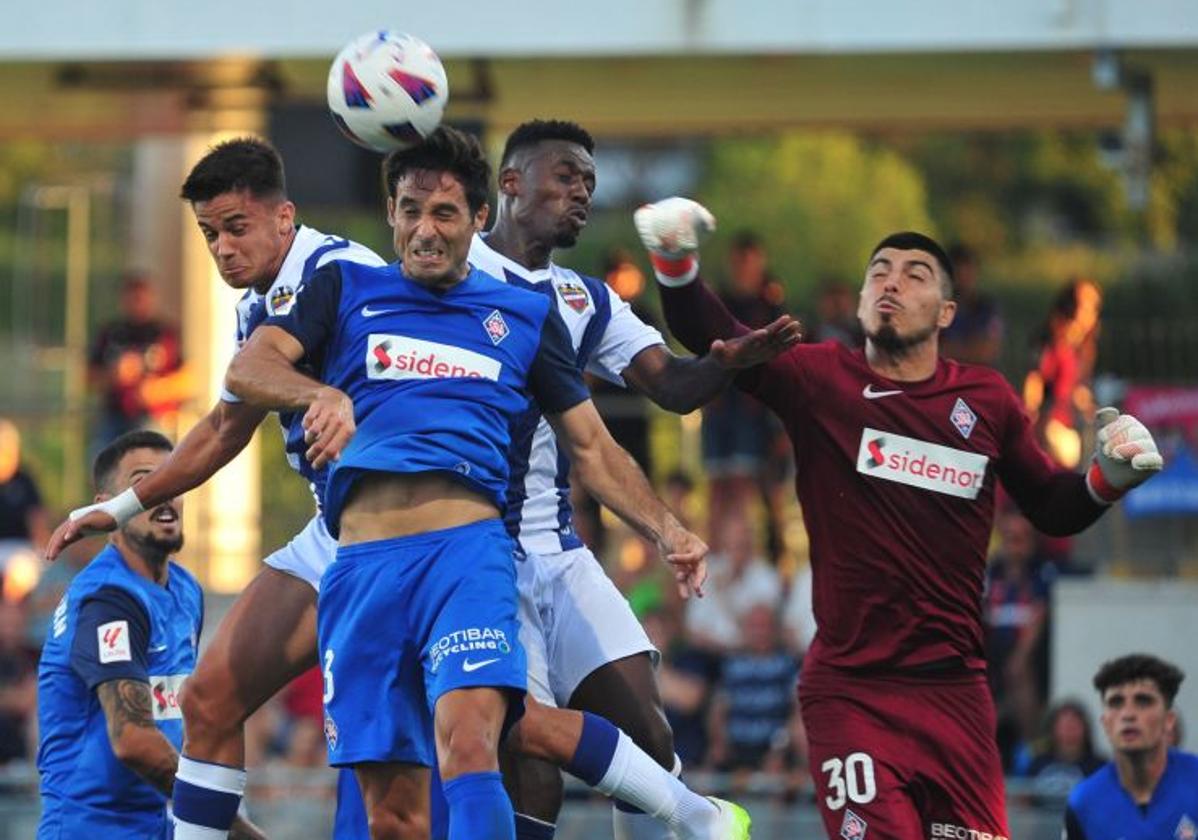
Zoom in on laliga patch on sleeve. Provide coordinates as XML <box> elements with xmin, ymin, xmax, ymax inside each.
<box><xmin>98</xmin><ymin>620</ymin><xmax>132</xmax><ymax>663</ymax></box>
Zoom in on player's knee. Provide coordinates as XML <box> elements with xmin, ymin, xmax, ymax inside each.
<box><xmin>439</xmin><ymin>726</ymin><xmax>500</xmax><ymax>778</ymax></box>
<box><xmin>366</xmin><ymin>804</ymin><xmax>427</xmax><ymax>840</ymax></box>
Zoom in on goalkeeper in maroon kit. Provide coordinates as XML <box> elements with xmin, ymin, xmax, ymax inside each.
<box><xmin>634</xmin><ymin>199</ymin><xmax>1164</xmax><ymax>840</ymax></box>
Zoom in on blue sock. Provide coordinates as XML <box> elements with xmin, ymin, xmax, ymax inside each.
<box><xmin>430</xmin><ymin>761</ymin><xmax>450</xmax><ymax>840</ymax></box>
<box><xmin>514</xmin><ymin>812</ymin><xmax>556</xmax><ymax>840</ymax></box>
<box><xmin>562</xmin><ymin>711</ymin><xmax>619</xmax><ymax>787</ymax></box>
<box><xmin>442</xmin><ymin>770</ymin><xmax>515</xmax><ymax>840</ymax></box>
<box><xmin>172</xmin><ymin>755</ymin><xmax>246</xmax><ymax>838</ymax></box>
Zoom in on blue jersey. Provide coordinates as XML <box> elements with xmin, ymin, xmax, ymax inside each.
<box><xmin>263</xmin><ymin>260</ymin><xmax>589</xmax><ymax>537</ymax></box>
<box><xmin>222</xmin><ymin>224</ymin><xmax>386</xmax><ymax>509</ymax></box>
<box><xmin>37</xmin><ymin>545</ymin><xmax>203</xmax><ymax>839</ymax></box>
<box><xmin>1064</xmin><ymin>750</ymin><xmax>1198</xmax><ymax>840</ymax></box>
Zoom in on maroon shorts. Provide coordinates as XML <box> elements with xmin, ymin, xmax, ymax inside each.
<box><xmin>799</xmin><ymin>665</ymin><xmax>1009</xmax><ymax>840</ymax></box>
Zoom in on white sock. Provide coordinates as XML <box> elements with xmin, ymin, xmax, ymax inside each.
<box><xmin>172</xmin><ymin>755</ymin><xmax>247</xmax><ymax>840</ymax></box>
<box><xmin>595</xmin><ymin>734</ymin><xmax>717</xmax><ymax>839</ymax></box>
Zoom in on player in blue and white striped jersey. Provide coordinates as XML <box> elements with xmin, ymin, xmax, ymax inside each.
<box><xmin>45</xmin><ymin>138</ymin><xmax>386</xmax><ymax>839</ymax></box>
<box><xmin>477</xmin><ymin>120</ymin><xmax>792</xmax><ymax>840</ymax></box>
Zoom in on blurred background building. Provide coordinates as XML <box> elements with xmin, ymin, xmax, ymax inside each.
<box><xmin>2</xmin><ymin>1</ymin><xmax>1198</xmax><ymax>837</ymax></box>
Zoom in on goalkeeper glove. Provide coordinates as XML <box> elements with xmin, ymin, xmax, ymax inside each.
<box><xmin>633</xmin><ymin>197</ymin><xmax>716</xmax><ymax>286</ymax></box>
<box><xmin>1085</xmin><ymin>407</ymin><xmax>1164</xmax><ymax>504</ymax></box>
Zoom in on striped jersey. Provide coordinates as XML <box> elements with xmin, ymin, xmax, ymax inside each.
<box><xmin>468</xmin><ymin>234</ymin><xmax>664</xmax><ymax>555</ymax></box>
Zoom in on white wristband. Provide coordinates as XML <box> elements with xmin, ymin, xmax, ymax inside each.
<box><xmin>70</xmin><ymin>487</ymin><xmax>145</xmax><ymax>527</ymax></box>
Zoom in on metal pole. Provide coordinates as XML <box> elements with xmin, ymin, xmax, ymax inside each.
<box><xmin>63</xmin><ymin>187</ymin><xmax>90</xmax><ymax>501</ymax></box>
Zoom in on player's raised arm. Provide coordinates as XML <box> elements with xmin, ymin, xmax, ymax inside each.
<box><xmin>45</xmin><ymin>399</ymin><xmax>267</xmax><ymax>560</ymax></box>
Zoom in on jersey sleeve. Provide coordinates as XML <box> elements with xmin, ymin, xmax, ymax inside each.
<box><xmin>586</xmin><ymin>285</ymin><xmax>665</xmax><ymax>386</ymax></box>
<box><xmin>262</xmin><ymin>261</ymin><xmax>344</xmax><ymax>371</ymax></box>
<box><xmin>220</xmin><ymin>295</ymin><xmax>266</xmax><ymax>404</ymax></box>
<box><xmin>69</xmin><ymin>586</ymin><xmax>151</xmax><ymax>690</ymax></box>
<box><xmin>528</xmin><ymin>305</ymin><xmax>590</xmax><ymax>415</ymax></box>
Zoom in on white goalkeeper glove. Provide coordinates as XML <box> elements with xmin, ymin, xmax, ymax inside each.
<box><xmin>1084</xmin><ymin>407</ymin><xmax>1164</xmax><ymax>504</ymax></box>
<box><xmin>633</xmin><ymin>197</ymin><xmax>716</xmax><ymax>287</ymax></box>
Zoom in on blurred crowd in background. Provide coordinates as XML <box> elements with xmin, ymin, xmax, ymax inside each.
<box><xmin>0</xmin><ymin>216</ymin><xmax>1156</xmax><ymax>812</ymax></box>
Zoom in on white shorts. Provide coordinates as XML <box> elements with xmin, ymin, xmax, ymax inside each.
<box><xmin>516</xmin><ymin>545</ymin><xmax>657</xmax><ymax>707</ymax></box>
<box><xmin>262</xmin><ymin>514</ymin><xmax>335</xmax><ymax>592</ymax></box>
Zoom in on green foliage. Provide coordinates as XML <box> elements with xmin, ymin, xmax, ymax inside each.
<box><xmin>696</xmin><ymin>132</ymin><xmax>934</xmax><ymax>300</ymax></box>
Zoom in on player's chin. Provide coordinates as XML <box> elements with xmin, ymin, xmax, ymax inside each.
<box><xmin>147</xmin><ymin>530</ymin><xmax>185</xmax><ymax>554</ymax></box>
<box><xmin>554</xmin><ymin>228</ymin><xmax>581</xmax><ymax>248</ymax></box>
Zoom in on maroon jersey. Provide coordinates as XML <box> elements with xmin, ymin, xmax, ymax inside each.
<box><xmin>661</xmin><ymin>279</ymin><xmax>1105</xmax><ymax>674</ymax></box>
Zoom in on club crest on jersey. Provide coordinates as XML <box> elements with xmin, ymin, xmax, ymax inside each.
<box><xmin>483</xmin><ymin>309</ymin><xmax>510</xmax><ymax>345</ymax></box>
<box><xmin>950</xmin><ymin>397</ymin><xmax>978</xmax><ymax>439</ymax></box>
<box><xmin>840</xmin><ymin>809</ymin><xmax>867</xmax><ymax>839</ymax></box>
<box><xmin>324</xmin><ymin>712</ymin><xmax>339</xmax><ymax>749</ymax></box>
<box><xmin>557</xmin><ymin>281</ymin><xmax>590</xmax><ymax>313</ymax></box>
<box><xmin>269</xmin><ymin>284</ymin><xmax>296</xmax><ymax>315</ymax></box>
<box><xmin>1177</xmin><ymin>815</ymin><xmax>1197</xmax><ymax>840</ymax></box>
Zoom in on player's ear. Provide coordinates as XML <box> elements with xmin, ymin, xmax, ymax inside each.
<box><xmin>498</xmin><ymin>166</ymin><xmax>520</xmax><ymax>198</ymax></box>
<box><xmin>277</xmin><ymin>200</ymin><xmax>296</xmax><ymax>234</ymax></box>
<box><xmin>937</xmin><ymin>298</ymin><xmax>957</xmax><ymax>330</ymax></box>
<box><xmin>385</xmin><ymin>197</ymin><xmax>396</xmax><ymax>228</ymax></box>
<box><xmin>473</xmin><ymin>202</ymin><xmax>490</xmax><ymax>232</ymax></box>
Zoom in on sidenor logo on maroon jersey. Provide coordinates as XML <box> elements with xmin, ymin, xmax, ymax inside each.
<box><xmin>856</xmin><ymin>428</ymin><xmax>989</xmax><ymax>500</ymax></box>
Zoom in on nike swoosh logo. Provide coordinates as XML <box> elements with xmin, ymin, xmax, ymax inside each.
<box><xmin>462</xmin><ymin>657</ymin><xmax>500</xmax><ymax>673</ymax></box>
<box><xmin>863</xmin><ymin>385</ymin><xmax>903</xmax><ymax>399</ymax></box>
<box><xmin>148</xmin><ymin>644</ymin><xmax>168</xmax><ymax>653</ymax></box>
<box><xmin>361</xmin><ymin>305</ymin><xmax>396</xmax><ymax>318</ymax></box>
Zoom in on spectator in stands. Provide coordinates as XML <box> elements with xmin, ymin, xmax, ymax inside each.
<box><xmin>1022</xmin><ymin>700</ymin><xmax>1105</xmax><ymax>800</ymax></box>
<box><xmin>641</xmin><ymin>604</ymin><xmax>717</xmax><ymax>768</ymax></box>
<box><xmin>685</xmin><ymin>517</ymin><xmax>780</xmax><ymax>653</ymax></box>
<box><xmin>940</xmin><ymin>243</ymin><xmax>1003</xmax><ymax>366</ymax></box>
<box><xmin>0</xmin><ymin>418</ymin><xmax>49</xmax><ymax>557</ymax></box>
<box><xmin>985</xmin><ymin>508</ymin><xmax>1053</xmax><ymax>768</ymax></box>
<box><xmin>0</xmin><ymin>599</ymin><xmax>37</xmax><ymax>763</ymax></box>
<box><xmin>707</xmin><ymin>604</ymin><xmax>799</xmax><ymax>782</ymax></box>
<box><xmin>807</xmin><ymin>277</ymin><xmax>862</xmax><ymax>348</ymax></box>
<box><xmin>701</xmin><ymin>231</ymin><xmax>790</xmax><ymax>561</ymax></box>
<box><xmin>88</xmin><ymin>273</ymin><xmax>189</xmax><ymax>452</ymax></box>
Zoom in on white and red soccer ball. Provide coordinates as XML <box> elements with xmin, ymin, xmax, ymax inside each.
<box><xmin>327</xmin><ymin>31</ymin><xmax>449</xmax><ymax>153</ymax></box>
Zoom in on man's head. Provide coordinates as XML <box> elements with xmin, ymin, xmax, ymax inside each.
<box><xmin>858</xmin><ymin>231</ymin><xmax>957</xmax><ymax>356</ymax></box>
<box><xmin>996</xmin><ymin>509</ymin><xmax>1036</xmax><ymax>569</ymax></box>
<box><xmin>1094</xmin><ymin>653</ymin><xmax>1185</xmax><ymax>758</ymax></box>
<box><xmin>497</xmin><ymin>119</ymin><xmax>595</xmax><ymax>250</ymax></box>
<box><xmin>180</xmin><ymin>138</ymin><xmax>296</xmax><ymax>292</ymax></box>
<box><xmin>382</xmin><ymin>127</ymin><xmax>491</xmax><ymax>288</ymax></box>
<box><xmin>119</xmin><ymin>274</ymin><xmax>157</xmax><ymax>323</ymax></box>
<box><xmin>93</xmin><ymin>430</ymin><xmax>183</xmax><ymax>558</ymax></box>
<box><xmin>728</xmin><ymin>231</ymin><xmax>768</xmax><ymax>294</ymax></box>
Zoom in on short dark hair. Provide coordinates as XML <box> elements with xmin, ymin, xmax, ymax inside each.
<box><xmin>93</xmin><ymin>430</ymin><xmax>174</xmax><ymax>493</ymax></box>
<box><xmin>1093</xmin><ymin>653</ymin><xmax>1186</xmax><ymax>708</ymax></box>
<box><xmin>500</xmin><ymin>119</ymin><xmax>595</xmax><ymax>168</ymax></box>
<box><xmin>381</xmin><ymin>127</ymin><xmax>491</xmax><ymax>214</ymax></box>
<box><xmin>730</xmin><ymin>230</ymin><xmax>763</xmax><ymax>252</ymax></box>
<box><xmin>870</xmin><ymin>231</ymin><xmax>955</xmax><ymax>298</ymax></box>
<box><xmin>180</xmin><ymin>138</ymin><xmax>287</xmax><ymax>204</ymax></box>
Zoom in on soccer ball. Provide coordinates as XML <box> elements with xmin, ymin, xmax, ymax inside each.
<box><xmin>326</xmin><ymin>31</ymin><xmax>449</xmax><ymax>153</ymax></box>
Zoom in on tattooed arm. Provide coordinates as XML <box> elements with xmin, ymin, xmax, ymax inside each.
<box><xmin>96</xmin><ymin>678</ymin><xmax>178</xmax><ymax>796</ymax></box>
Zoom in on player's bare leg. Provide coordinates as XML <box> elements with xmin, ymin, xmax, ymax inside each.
<box><xmin>355</xmin><ymin>762</ymin><xmax>432</xmax><ymax>840</ymax></box>
<box><xmin>435</xmin><ymin>687</ymin><xmax>518</xmax><ymax>840</ymax></box>
<box><xmin>172</xmin><ymin>568</ymin><xmax>318</xmax><ymax>838</ymax></box>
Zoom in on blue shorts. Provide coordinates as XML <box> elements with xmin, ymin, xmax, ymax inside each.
<box><xmin>317</xmin><ymin>518</ymin><xmax>526</xmax><ymax>767</ymax></box>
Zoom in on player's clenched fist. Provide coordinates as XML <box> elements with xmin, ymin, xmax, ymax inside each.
<box><xmin>1085</xmin><ymin>406</ymin><xmax>1164</xmax><ymax>503</ymax></box>
<box><xmin>633</xmin><ymin>197</ymin><xmax>716</xmax><ymax>286</ymax></box>
<box><xmin>303</xmin><ymin>386</ymin><xmax>356</xmax><ymax>468</ymax></box>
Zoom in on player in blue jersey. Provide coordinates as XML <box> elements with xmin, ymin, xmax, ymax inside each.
<box><xmin>225</xmin><ymin>127</ymin><xmax>742</xmax><ymax>840</ymax></box>
<box><xmin>1064</xmin><ymin>654</ymin><xmax>1198</xmax><ymax>840</ymax></box>
<box><xmin>474</xmin><ymin>119</ymin><xmax>795</xmax><ymax>840</ymax></box>
<box><xmin>37</xmin><ymin>430</ymin><xmax>261</xmax><ymax>839</ymax></box>
<box><xmin>49</xmin><ymin>137</ymin><xmax>755</xmax><ymax>839</ymax></box>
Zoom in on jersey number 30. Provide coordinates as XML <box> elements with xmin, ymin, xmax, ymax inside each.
<box><xmin>821</xmin><ymin>752</ymin><xmax>877</xmax><ymax>810</ymax></box>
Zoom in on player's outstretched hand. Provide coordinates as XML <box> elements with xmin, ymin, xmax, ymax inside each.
<box><xmin>44</xmin><ymin>509</ymin><xmax>117</xmax><ymax>561</ymax></box>
<box><xmin>633</xmin><ymin>197</ymin><xmax>716</xmax><ymax>286</ymax></box>
<box><xmin>1086</xmin><ymin>406</ymin><xmax>1164</xmax><ymax>503</ymax></box>
<box><xmin>230</xmin><ymin>813</ymin><xmax>269</xmax><ymax>840</ymax></box>
<box><xmin>710</xmin><ymin>315</ymin><xmax>803</xmax><ymax>369</ymax></box>
<box><xmin>303</xmin><ymin>386</ymin><xmax>356</xmax><ymax>469</ymax></box>
<box><xmin>659</xmin><ymin>516</ymin><xmax>708</xmax><ymax>600</ymax></box>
